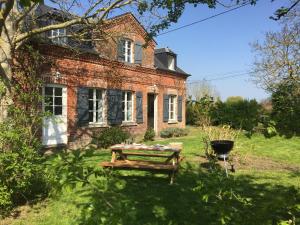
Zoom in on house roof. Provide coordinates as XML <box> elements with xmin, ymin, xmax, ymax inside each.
<box><xmin>154</xmin><ymin>57</ymin><xmax>189</xmax><ymax>76</ymax></box>
<box><xmin>154</xmin><ymin>48</ymin><xmax>190</xmax><ymax>76</ymax></box>
<box><xmin>35</xmin><ymin>4</ymin><xmax>73</xmax><ymax>19</ymax></box>
<box><xmin>155</xmin><ymin>47</ymin><xmax>176</xmax><ymax>55</ymax></box>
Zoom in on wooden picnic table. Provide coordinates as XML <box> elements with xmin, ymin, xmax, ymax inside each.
<box><xmin>101</xmin><ymin>143</ymin><xmax>182</xmax><ymax>184</ymax></box>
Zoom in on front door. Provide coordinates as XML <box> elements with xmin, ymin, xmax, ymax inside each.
<box><xmin>42</xmin><ymin>85</ymin><xmax>68</xmax><ymax>146</ymax></box>
<box><xmin>147</xmin><ymin>93</ymin><xmax>158</xmax><ymax>133</ymax></box>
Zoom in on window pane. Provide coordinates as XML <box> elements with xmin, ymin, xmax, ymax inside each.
<box><xmin>55</xmin><ymin>88</ymin><xmax>62</xmax><ymax>96</ymax></box>
<box><xmin>89</xmin><ymin>89</ymin><xmax>93</xmax><ymax>99</ymax></box>
<box><xmin>96</xmin><ymin>90</ymin><xmax>101</xmax><ymax>99</ymax></box>
<box><xmin>52</xmin><ymin>30</ymin><xmax>58</xmax><ymax>36</ymax></box>
<box><xmin>89</xmin><ymin>112</ymin><xmax>93</xmax><ymax>122</ymax></box>
<box><xmin>89</xmin><ymin>100</ymin><xmax>93</xmax><ymax>111</ymax></box>
<box><xmin>170</xmin><ymin>111</ymin><xmax>174</xmax><ymax>120</ymax></box>
<box><xmin>170</xmin><ymin>103</ymin><xmax>174</xmax><ymax>111</ymax></box>
<box><xmin>127</xmin><ymin>92</ymin><xmax>132</xmax><ymax>101</ymax></box>
<box><xmin>45</xmin><ymin>87</ymin><xmax>53</xmax><ymax>96</ymax></box>
<box><xmin>127</xmin><ymin>41</ymin><xmax>131</xmax><ymax>49</ymax></box>
<box><xmin>44</xmin><ymin>96</ymin><xmax>53</xmax><ymax>106</ymax></box>
<box><xmin>54</xmin><ymin>106</ymin><xmax>62</xmax><ymax>115</ymax></box>
<box><xmin>95</xmin><ymin>111</ymin><xmax>99</xmax><ymax>122</ymax></box>
<box><xmin>127</xmin><ymin>101</ymin><xmax>132</xmax><ymax>121</ymax></box>
<box><xmin>97</xmin><ymin>110</ymin><xmax>103</xmax><ymax>122</ymax></box>
<box><xmin>45</xmin><ymin>106</ymin><xmax>53</xmax><ymax>114</ymax></box>
<box><xmin>54</xmin><ymin>97</ymin><xmax>62</xmax><ymax>106</ymax></box>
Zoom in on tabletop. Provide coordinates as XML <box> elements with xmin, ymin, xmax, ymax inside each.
<box><xmin>110</xmin><ymin>143</ymin><xmax>181</xmax><ymax>153</ymax></box>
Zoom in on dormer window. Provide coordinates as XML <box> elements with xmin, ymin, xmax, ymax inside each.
<box><xmin>168</xmin><ymin>55</ymin><xmax>175</xmax><ymax>70</ymax></box>
<box><xmin>50</xmin><ymin>28</ymin><xmax>67</xmax><ymax>45</ymax></box>
<box><xmin>118</xmin><ymin>39</ymin><xmax>133</xmax><ymax>63</ymax></box>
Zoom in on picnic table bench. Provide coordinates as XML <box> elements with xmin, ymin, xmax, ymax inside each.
<box><xmin>100</xmin><ymin>143</ymin><xmax>182</xmax><ymax>184</ymax></box>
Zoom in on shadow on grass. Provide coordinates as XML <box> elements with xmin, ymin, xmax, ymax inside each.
<box><xmin>74</xmin><ymin>162</ymin><xmax>300</xmax><ymax>225</ymax></box>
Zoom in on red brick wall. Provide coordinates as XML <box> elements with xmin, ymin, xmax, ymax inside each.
<box><xmin>95</xmin><ymin>13</ymin><xmax>155</xmax><ymax>68</ymax></box>
<box><xmin>40</xmin><ymin>45</ymin><xmax>187</xmax><ymax>147</ymax></box>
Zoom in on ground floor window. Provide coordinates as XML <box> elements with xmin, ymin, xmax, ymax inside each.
<box><xmin>169</xmin><ymin>95</ymin><xmax>177</xmax><ymax>121</ymax></box>
<box><xmin>122</xmin><ymin>91</ymin><xmax>133</xmax><ymax>122</ymax></box>
<box><xmin>88</xmin><ymin>89</ymin><xmax>105</xmax><ymax>123</ymax></box>
<box><xmin>44</xmin><ymin>86</ymin><xmax>63</xmax><ymax>116</ymax></box>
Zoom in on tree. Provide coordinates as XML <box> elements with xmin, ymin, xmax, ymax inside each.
<box><xmin>226</xmin><ymin>96</ymin><xmax>244</xmax><ymax>104</ymax></box>
<box><xmin>271</xmin><ymin>79</ymin><xmax>300</xmax><ymax>136</ymax></box>
<box><xmin>251</xmin><ymin>3</ymin><xmax>300</xmax><ymax>93</ymax></box>
<box><xmin>187</xmin><ymin>79</ymin><xmax>220</xmax><ymax>101</ymax></box>
<box><xmin>0</xmin><ymin>0</ymin><xmax>297</xmax><ymax>120</ymax></box>
<box><xmin>0</xmin><ymin>0</ymin><xmax>251</xmax><ymax>120</ymax></box>
<box><xmin>251</xmin><ymin>2</ymin><xmax>300</xmax><ymax>136</ymax></box>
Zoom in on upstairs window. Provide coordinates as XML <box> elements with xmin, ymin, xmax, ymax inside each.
<box><xmin>50</xmin><ymin>28</ymin><xmax>67</xmax><ymax>45</ymax></box>
<box><xmin>167</xmin><ymin>55</ymin><xmax>175</xmax><ymax>70</ymax></box>
<box><xmin>118</xmin><ymin>39</ymin><xmax>133</xmax><ymax>63</ymax></box>
<box><xmin>88</xmin><ymin>89</ymin><xmax>105</xmax><ymax>124</ymax></box>
<box><xmin>122</xmin><ymin>91</ymin><xmax>133</xmax><ymax>122</ymax></box>
<box><xmin>169</xmin><ymin>95</ymin><xmax>177</xmax><ymax>121</ymax></box>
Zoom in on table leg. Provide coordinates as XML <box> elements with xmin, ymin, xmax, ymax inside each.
<box><xmin>111</xmin><ymin>151</ymin><xmax>117</xmax><ymax>163</ymax></box>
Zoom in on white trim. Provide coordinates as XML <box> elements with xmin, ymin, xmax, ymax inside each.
<box><xmin>153</xmin><ymin>94</ymin><xmax>158</xmax><ymax>134</ymax></box>
<box><xmin>123</xmin><ymin>39</ymin><xmax>133</xmax><ymax>63</ymax></box>
<box><xmin>42</xmin><ymin>84</ymin><xmax>68</xmax><ymax>146</ymax></box>
<box><xmin>88</xmin><ymin>88</ymin><xmax>106</xmax><ymax>125</ymax></box>
<box><xmin>168</xmin><ymin>95</ymin><xmax>177</xmax><ymax>122</ymax></box>
<box><xmin>49</xmin><ymin>28</ymin><xmax>67</xmax><ymax>45</ymax></box>
<box><xmin>123</xmin><ymin>91</ymin><xmax>134</xmax><ymax>122</ymax></box>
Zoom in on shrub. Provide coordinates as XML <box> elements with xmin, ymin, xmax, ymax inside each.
<box><xmin>144</xmin><ymin>128</ymin><xmax>155</xmax><ymax>141</ymax></box>
<box><xmin>186</xmin><ymin>96</ymin><xmax>214</xmax><ymax>126</ymax></box>
<box><xmin>0</xmin><ymin>185</ymin><xmax>12</xmax><ymax>216</ymax></box>
<box><xmin>0</xmin><ymin>118</ymin><xmax>49</xmax><ymax>218</ymax></box>
<box><xmin>210</xmin><ymin>98</ymin><xmax>262</xmax><ymax>132</ymax></box>
<box><xmin>160</xmin><ymin>128</ymin><xmax>189</xmax><ymax>138</ymax></box>
<box><xmin>93</xmin><ymin>127</ymin><xmax>130</xmax><ymax>149</ymax></box>
<box><xmin>271</xmin><ymin>81</ymin><xmax>300</xmax><ymax>137</ymax></box>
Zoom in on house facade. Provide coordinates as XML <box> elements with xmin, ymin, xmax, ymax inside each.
<box><xmin>38</xmin><ymin>8</ymin><xmax>190</xmax><ymax>147</ymax></box>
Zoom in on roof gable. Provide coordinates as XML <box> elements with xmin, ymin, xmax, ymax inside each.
<box><xmin>103</xmin><ymin>13</ymin><xmax>157</xmax><ymax>46</ymax></box>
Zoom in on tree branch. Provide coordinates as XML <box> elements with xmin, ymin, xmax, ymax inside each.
<box><xmin>13</xmin><ymin>17</ymin><xmax>85</xmax><ymax>45</ymax></box>
<box><xmin>0</xmin><ymin>0</ymin><xmax>14</xmax><ymax>33</ymax></box>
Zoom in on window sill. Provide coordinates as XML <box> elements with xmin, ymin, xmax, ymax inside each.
<box><xmin>168</xmin><ymin>120</ymin><xmax>178</xmax><ymax>124</ymax></box>
<box><xmin>88</xmin><ymin>123</ymin><xmax>109</xmax><ymax>128</ymax></box>
<box><xmin>121</xmin><ymin>121</ymin><xmax>138</xmax><ymax>127</ymax></box>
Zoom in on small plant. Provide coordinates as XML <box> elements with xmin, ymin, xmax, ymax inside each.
<box><xmin>160</xmin><ymin>128</ymin><xmax>189</xmax><ymax>138</ymax></box>
<box><xmin>144</xmin><ymin>128</ymin><xmax>155</xmax><ymax>141</ymax></box>
<box><xmin>202</xmin><ymin>125</ymin><xmax>239</xmax><ymax>141</ymax></box>
<box><xmin>92</xmin><ymin>127</ymin><xmax>130</xmax><ymax>149</ymax></box>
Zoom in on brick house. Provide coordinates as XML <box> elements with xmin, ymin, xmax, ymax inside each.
<box><xmin>37</xmin><ymin>5</ymin><xmax>190</xmax><ymax>147</ymax></box>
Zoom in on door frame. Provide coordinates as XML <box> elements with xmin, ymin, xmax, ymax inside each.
<box><xmin>42</xmin><ymin>84</ymin><xmax>68</xmax><ymax>146</ymax></box>
<box><xmin>153</xmin><ymin>94</ymin><xmax>158</xmax><ymax>134</ymax></box>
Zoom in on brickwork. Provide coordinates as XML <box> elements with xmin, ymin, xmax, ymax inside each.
<box><xmin>39</xmin><ymin>13</ymin><xmax>188</xmax><ymax>147</ymax></box>
<box><xmin>95</xmin><ymin>13</ymin><xmax>155</xmax><ymax>68</ymax></box>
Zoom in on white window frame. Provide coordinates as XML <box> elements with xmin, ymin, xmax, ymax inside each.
<box><xmin>123</xmin><ymin>91</ymin><xmax>134</xmax><ymax>122</ymax></box>
<box><xmin>43</xmin><ymin>86</ymin><xmax>64</xmax><ymax>116</ymax></box>
<box><xmin>123</xmin><ymin>39</ymin><xmax>133</xmax><ymax>63</ymax></box>
<box><xmin>168</xmin><ymin>55</ymin><xmax>175</xmax><ymax>70</ymax></box>
<box><xmin>50</xmin><ymin>28</ymin><xmax>67</xmax><ymax>45</ymax></box>
<box><xmin>88</xmin><ymin>89</ymin><xmax>106</xmax><ymax>125</ymax></box>
<box><xmin>169</xmin><ymin>95</ymin><xmax>177</xmax><ymax>122</ymax></box>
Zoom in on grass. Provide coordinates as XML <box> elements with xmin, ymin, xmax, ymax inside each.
<box><xmin>2</xmin><ymin>126</ymin><xmax>300</xmax><ymax>225</ymax></box>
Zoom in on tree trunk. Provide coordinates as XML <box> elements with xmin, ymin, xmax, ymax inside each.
<box><xmin>0</xmin><ymin>5</ymin><xmax>15</xmax><ymax>122</ymax></box>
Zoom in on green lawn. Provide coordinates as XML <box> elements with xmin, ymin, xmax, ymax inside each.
<box><xmin>3</xmin><ymin>127</ymin><xmax>300</xmax><ymax>225</ymax></box>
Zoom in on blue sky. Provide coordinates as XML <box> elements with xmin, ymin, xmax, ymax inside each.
<box><xmin>45</xmin><ymin>0</ymin><xmax>290</xmax><ymax>101</ymax></box>
<box><xmin>156</xmin><ymin>0</ymin><xmax>290</xmax><ymax>101</ymax></box>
